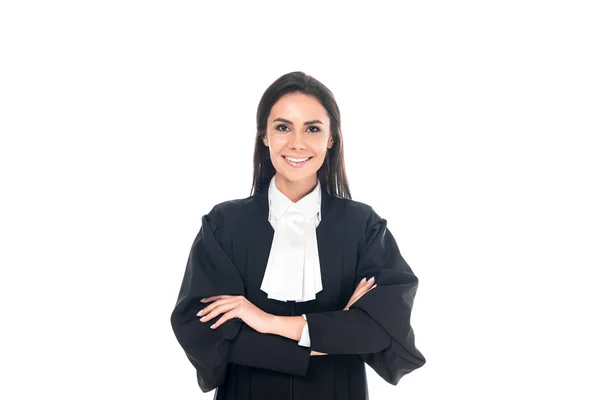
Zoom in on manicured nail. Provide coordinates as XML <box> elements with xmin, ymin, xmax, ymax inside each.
<box><xmin>368</xmin><ymin>277</ymin><xmax>374</xmax><ymax>282</ymax></box>
<box><xmin>200</xmin><ymin>316</ymin><xmax>206</xmax><ymax>321</ymax></box>
<box><xmin>372</xmin><ymin>284</ymin><xmax>377</xmax><ymax>289</ymax></box>
<box><xmin>200</xmin><ymin>299</ymin><xmax>206</xmax><ymax>302</ymax></box>
<box><xmin>210</xmin><ymin>324</ymin><xmax>216</xmax><ymax>329</ymax></box>
<box><xmin>361</xmin><ymin>277</ymin><xmax>366</xmax><ymax>283</ymax></box>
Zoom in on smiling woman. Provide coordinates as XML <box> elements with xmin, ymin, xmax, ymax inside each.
<box><xmin>170</xmin><ymin>71</ymin><xmax>425</xmax><ymax>400</ymax></box>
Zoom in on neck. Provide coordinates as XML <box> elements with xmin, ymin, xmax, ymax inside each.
<box><xmin>275</xmin><ymin>173</ymin><xmax>318</xmax><ymax>203</ymax></box>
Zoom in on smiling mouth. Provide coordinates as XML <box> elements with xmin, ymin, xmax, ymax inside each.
<box><xmin>282</xmin><ymin>156</ymin><xmax>313</xmax><ymax>161</ymax></box>
<box><xmin>282</xmin><ymin>155</ymin><xmax>313</xmax><ymax>167</ymax></box>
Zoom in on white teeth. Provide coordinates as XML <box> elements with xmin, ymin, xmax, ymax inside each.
<box><xmin>285</xmin><ymin>156</ymin><xmax>310</xmax><ymax>162</ymax></box>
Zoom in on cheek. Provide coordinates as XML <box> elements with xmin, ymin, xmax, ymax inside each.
<box><xmin>269</xmin><ymin>144</ymin><xmax>285</xmax><ymax>157</ymax></box>
<box><xmin>267</xmin><ymin>135</ymin><xmax>287</xmax><ymax>150</ymax></box>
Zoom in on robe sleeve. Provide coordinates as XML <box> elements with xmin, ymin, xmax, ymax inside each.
<box><xmin>304</xmin><ymin>207</ymin><xmax>426</xmax><ymax>385</ymax></box>
<box><xmin>170</xmin><ymin>205</ymin><xmax>311</xmax><ymax>393</ymax></box>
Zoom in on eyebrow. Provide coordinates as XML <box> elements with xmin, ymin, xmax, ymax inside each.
<box><xmin>272</xmin><ymin>118</ymin><xmax>324</xmax><ymax>125</ymax></box>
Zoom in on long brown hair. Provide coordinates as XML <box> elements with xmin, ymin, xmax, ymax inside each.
<box><xmin>250</xmin><ymin>71</ymin><xmax>351</xmax><ymax>199</ymax></box>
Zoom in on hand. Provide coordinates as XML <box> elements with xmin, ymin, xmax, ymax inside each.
<box><xmin>197</xmin><ymin>295</ymin><xmax>273</xmax><ymax>334</ymax></box>
<box><xmin>310</xmin><ymin>278</ymin><xmax>376</xmax><ymax>357</ymax></box>
<box><xmin>344</xmin><ymin>277</ymin><xmax>376</xmax><ymax>310</ymax></box>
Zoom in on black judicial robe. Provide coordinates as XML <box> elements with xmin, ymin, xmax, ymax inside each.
<box><xmin>170</xmin><ymin>187</ymin><xmax>426</xmax><ymax>400</ymax></box>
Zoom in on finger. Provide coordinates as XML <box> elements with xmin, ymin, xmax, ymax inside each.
<box><xmin>359</xmin><ymin>279</ymin><xmax>375</xmax><ymax>293</ymax></box>
<box><xmin>355</xmin><ymin>277</ymin><xmax>367</xmax><ymax>288</ymax></box>
<box><xmin>200</xmin><ymin>302</ymin><xmax>238</xmax><ymax>323</ymax></box>
<box><xmin>354</xmin><ymin>285</ymin><xmax>377</xmax><ymax>301</ymax></box>
<box><xmin>345</xmin><ymin>298</ymin><xmax>356</xmax><ymax>309</ymax></box>
<box><xmin>355</xmin><ymin>277</ymin><xmax>375</xmax><ymax>291</ymax></box>
<box><xmin>347</xmin><ymin>290</ymin><xmax>362</xmax><ymax>305</ymax></box>
<box><xmin>198</xmin><ymin>298</ymin><xmax>227</xmax><ymax>317</ymax></box>
<box><xmin>357</xmin><ymin>283</ymin><xmax>375</xmax><ymax>298</ymax></box>
<box><xmin>349</xmin><ymin>282</ymin><xmax>376</xmax><ymax>304</ymax></box>
<box><xmin>346</xmin><ymin>292</ymin><xmax>363</xmax><ymax>309</ymax></box>
<box><xmin>197</xmin><ymin>297</ymin><xmax>239</xmax><ymax>317</ymax></box>
<box><xmin>353</xmin><ymin>281</ymin><xmax>374</xmax><ymax>298</ymax></box>
<box><xmin>349</xmin><ymin>280</ymin><xmax>369</xmax><ymax>301</ymax></box>
<box><xmin>201</xmin><ymin>295</ymin><xmax>233</xmax><ymax>303</ymax></box>
<box><xmin>346</xmin><ymin>278</ymin><xmax>376</xmax><ymax>309</ymax></box>
<box><xmin>349</xmin><ymin>281</ymin><xmax>372</xmax><ymax>302</ymax></box>
<box><xmin>203</xmin><ymin>295</ymin><xmax>237</xmax><ymax>303</ymax></box>
<box><xmin>210</xmin><ymin>310</ymin><xmax>237</xmax><ymax>330</ymax></box>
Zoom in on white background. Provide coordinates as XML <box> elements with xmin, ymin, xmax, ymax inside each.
<box><xmin>1</xmin><ymin>1</ymin><xmax>599</xmax><ymax>399</ymax></box>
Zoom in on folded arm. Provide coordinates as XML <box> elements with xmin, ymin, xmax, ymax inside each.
<box><xmin>170</xmin><ymin>206</ymin><xmax>311</xmax><ymax>393</ymax></box>
<box><xmin>267</xmin><ymin>207</ymin><xmax>426</xmax><ymax>385</ymax></box>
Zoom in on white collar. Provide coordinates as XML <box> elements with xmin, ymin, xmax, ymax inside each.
<box><xmin>268</xmin><ymin>176</ymin><xmax>321</xmax><ymax>221</ymax></box>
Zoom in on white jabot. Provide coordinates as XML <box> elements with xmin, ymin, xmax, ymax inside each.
<box><xmin>260</xmin><ymin>175</ymin><xmax>323</xmax><ymax>302</ymax></box>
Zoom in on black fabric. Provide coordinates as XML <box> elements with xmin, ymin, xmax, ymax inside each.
<box><xmin>306</xmin><ymin>209</ymin><xmax>425</xmax><ymax>385</ymax></box>
<box><xmin>170</xmin><ymin>186</ymin><xmax>425</xmax><ymax>399</ymax></box>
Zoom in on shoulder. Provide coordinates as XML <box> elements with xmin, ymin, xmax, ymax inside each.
<box><xmin>331</xmin><ymin>196</ymin><xmax>384</xmax><ymax>235</ymax></box>
<box><xmin>208</xmin><ymin>197</ymin><xmax>249</xmax><ymax>216</ymax></box>
<box><xmin>335</xmin><ymin>197</ymin><xmax>374</xmax><ymax>218</ymax></box>
<box><xmin>334</xmin><ymin>195</ymin><xmax>381</xmax><ymax>221</ymax></box>
<box><xmin>204</xmin><ymin>193</ymin><xmax>256</xmax><ymax>229</ymax></box>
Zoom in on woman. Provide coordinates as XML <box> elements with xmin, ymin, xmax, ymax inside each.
<box><xmin>170</xmin><ymin>71</ymin><xmax>425</xmax><ymax>400</ymax></box>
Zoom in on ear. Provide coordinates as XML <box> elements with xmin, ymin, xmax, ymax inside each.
<box><xmin>262</xmin><ymin>134</ymin><xmax>269</xmax><ymax>147</ymax></box>
<box><xmin>327</xmin><ymin>135</ymin><xmax>334</xmax><ymax>149</ymax></box>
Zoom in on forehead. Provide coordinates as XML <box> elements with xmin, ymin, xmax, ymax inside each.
<box><xmin>269</xmin><ymin>92</ymin><xmax>329</xmax><ymax>121</ymax></box>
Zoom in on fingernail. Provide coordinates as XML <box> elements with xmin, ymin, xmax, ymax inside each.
<box><xmin>210</xmin><ymin>324</ymin><xmax>216</xmax><ymax>329</ymax></box>
<box><xmin>368</xmin><ymin>277</ymin><xmax>374</xmax><ymax>282</ymax></box>
<box><xmin>361</xmin><ymin>277</ymin><xmax>366</xmax><ymax>283</ymax></box>
<box><xmin>200</xmin><ymin>316</ymin><xmax>206</xmax><ymax>321</ymax></box>
<box><xmin>200</xmin><ymin>299</ymin><xmax>206</xmax><ymax>302</ymax></box>
<box><xmin>372</xmin><ymin>284</ymin><xmax>377</xmax><ymax>288</ymax></box>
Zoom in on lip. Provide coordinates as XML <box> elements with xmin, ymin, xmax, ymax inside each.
<box><xmin>282</xmin><ymin>155</ymin><xmax>313</xmax><ymax>168</ymax></box>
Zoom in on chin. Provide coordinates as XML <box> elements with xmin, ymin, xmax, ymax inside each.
<box><xmin>275</xmin><ymin>168</ymin><xmax>318</xmax><ymax>183</ymax></box>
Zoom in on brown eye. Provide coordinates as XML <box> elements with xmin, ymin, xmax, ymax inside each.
<box><xmin>307</xmin><ymin>126</ymin><xmax>320</xmax><ymax>133</ymax></box>
<box><xmin>276</xmin><ymin>124</ymin><xmax>290</xmax><ymax>132</ymax></box>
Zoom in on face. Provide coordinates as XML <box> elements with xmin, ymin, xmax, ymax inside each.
<box><xmin>262</xmin><ymin>92</ymin><xmax>334</xmax><ymax>185</ymax></box>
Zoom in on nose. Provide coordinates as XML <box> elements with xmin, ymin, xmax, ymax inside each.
<box><xmin>288</xmin><ymin>129</ymin><xmax>306</xmax><ymax>149</ymax></box>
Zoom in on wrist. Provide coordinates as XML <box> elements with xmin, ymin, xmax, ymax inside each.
<box><xmin>267</xmin><ymin>314</ymin><xmax>280</xmax><ymax>336</ymax></box>
<box><xmin>269</xmin><ymin>315</ymin><xmax>305</xmax><ymax>341</ymax></box>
